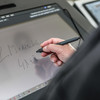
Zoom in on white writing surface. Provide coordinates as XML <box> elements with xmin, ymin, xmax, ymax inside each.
<box><xmin>0</xmin><ymin>14</ymin><xmax>79</xmax><ymax>100</ymax></box>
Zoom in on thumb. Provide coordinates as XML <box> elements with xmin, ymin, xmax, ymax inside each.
<box><xmin>43</xmin><ymin>44</ymin><xmax>62</xmax><ymax>54</ymax></box>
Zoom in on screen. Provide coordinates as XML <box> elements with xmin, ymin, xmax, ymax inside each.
<box><xmin>0</xmin><ymin>14</ymin><xmax>79</xmax><ymax>100</ymax></box>
<box><xmin>84</xmin><ymin>1</ymin><xmax>100</xmax><ymax>23</ymax></box>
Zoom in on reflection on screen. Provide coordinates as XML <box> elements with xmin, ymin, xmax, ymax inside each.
<box><xmin>0</xmin><ymin>14</ymin><xmax>79</xmax><ymax>99</ymax></box>
<box><xmin>85</xmin><ymin>1</ymin><xmax>100</xmax><ymax>23</ymax></box>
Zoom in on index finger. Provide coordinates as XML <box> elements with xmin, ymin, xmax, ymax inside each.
<box><xmin>41</xmin><ymin>38</ymin><xmax>64</xmax><ymax>47</ymax></box>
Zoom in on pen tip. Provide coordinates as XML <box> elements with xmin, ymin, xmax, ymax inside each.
<box><xmin>36</xmin><ymin>50</ymin><xmax>40</xmax><ymax>53</ymax></box>
<box><xmin>36</xmin><ymin>48</ymin><xmax>43</xmax><ymax>53</ymax></box>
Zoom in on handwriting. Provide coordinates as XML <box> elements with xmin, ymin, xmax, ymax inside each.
<box><xmin>8</xmin><ymin>45</ymin><xmax>17</xmax><ymax>56</ymax></box>
<box><xmin>0</xmin><ymin>55</ymin><xmax>9</xmax><ymax>63</ymax></box>
<box><xmin>0</xmin><ymin>46</ymin><xmax>9</xmax><ymax>63</ymax></box>
<box><xmin>18</xmin><ymin>58</ymin><xmax>30</xmax><ymax>70</ymax></box>
<box><xmin>18</xmin><ymin>58</ymin><xmax>25</xmax><ymax>70</ymax></box>
<box><xmin>17</xmin><ymin>40</ymin><xmax>39</xmax><ymax>51</ymax></box>
<box><xmin>14</xmin><ymin>32</ymin><xmax>39</xmax><ymax>51</ymax></box>
<box><xmin>24</xmin><ymin>59</ymin><xmax>29</xmax><ymax>68</ymax></box>
<box><xmin>0</xmin><ymin>36</ymin><xmax>40</xmax><ymax>71</ymax></box>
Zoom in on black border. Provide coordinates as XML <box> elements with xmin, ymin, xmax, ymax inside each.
<box><xmin>83</xmin><ymin>0</ymin><xmax>100</xmax><ymax>24</ymax></box>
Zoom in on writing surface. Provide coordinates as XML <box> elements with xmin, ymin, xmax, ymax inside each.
<box><xmin>0</xmin><ymin>14</ymin><xmax>79</xmax><ymax>99</ymax></box>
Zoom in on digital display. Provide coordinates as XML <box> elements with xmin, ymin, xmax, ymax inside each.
<box><xmin>0</xmin><ymin>13</ymin><xmax>79</xmax><ymax>99</ymax></box>
<box><xmin>84</xmin><ymin>1</ymin><xmax>100</xmax><ymax>24</ymax></box>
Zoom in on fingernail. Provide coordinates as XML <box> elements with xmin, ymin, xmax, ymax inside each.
<box><xmin>51</xmin><ymin>59</ymin><xmax>55</xmax><ymax>62</ymax></box>
<box><xmin>54</xmin><ymin>63</ymin><xmax>58</xmax><ymax>67</ymax></box>
<box><xmin>43</xmin><ymin>46</ymin><xmax>47</xmax><ymax>51</ymax></box>
<box><xmin>40</xmin><ymin>44</ymin><xmax>43</xmax><ymax>47</ymax></box>
<box><xmin>57</xmin><ymin>61</ymin><xmax>62</xmax><ymax>66</ymax></box>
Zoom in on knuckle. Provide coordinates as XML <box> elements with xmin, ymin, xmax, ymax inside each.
<box><xmin>57</xmin><ymin>47</ymin><xmax>63</xmax><ymax>54</ymax></box>
<box><xmin>46</xmin><ymin>45</ymin><xmax>49</xmax><ymax>50</ymax></box>
<box><xmin>48</xmin><ymin>44</ymin><xmax>53</xmax><ymax>48</ymax></box>
<box><xmin>49</xmin><ymin>38</ymin><xmax>55</xmax><ymax>42</ymax></box>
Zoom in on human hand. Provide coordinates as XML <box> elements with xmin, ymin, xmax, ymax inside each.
<box><xmin>41</xmin><ymin>38</ymin><xmax>75</xmax><ymax>66</ymax></box>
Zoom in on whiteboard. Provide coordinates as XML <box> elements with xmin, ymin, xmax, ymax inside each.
<box><xmin>0</xmin><ymin>14</ymin><xmax>79</xmax><ymax>100</ymax></box>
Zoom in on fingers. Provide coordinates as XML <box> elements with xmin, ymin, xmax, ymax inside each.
<box><xmin>50</xmin><ymin>54</ymin><xmax>58</xmax><ymax>63</ymax></box>
<box><xmin>43</xmin><ymin>44</ymin><xmax>63</xmax><ymax>54</ymax></box>
<box><xmin>50</xmin><ymin>54</ymin><xmax>63</xmax><ymax>66</ymax></box>
<box><xmin>41</xmin><ymin>45</ymin><xmax>61</xmax><ymax>58</ymax></box>
<box><xmin>40</xmin><ymin>38</ymin><xmax>74</xmax><ymax>67</ymax></box>
<box><xmin>55</xmin><ymin>60</ymin><xmax>63</xmax><ymax>66</ymax></box>
<box><xmin>41</xmin><ymin>52</ymin><xmax>51</xmax><ymax>57</ymax></box>
<box><xmin>41</xmin><ymin>52</ymin><xmax>63</xmax><ymax>66</ymax></box>
<box><xmin>41</xmin><ymin>38</ymin><xmax>64</xmax><ymax>47</ymax></box>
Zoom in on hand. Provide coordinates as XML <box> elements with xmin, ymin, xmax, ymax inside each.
<box><xmin>41</xmin><ymin>38</ymin><xmax>75</xmax><ymax>66</ymax></box>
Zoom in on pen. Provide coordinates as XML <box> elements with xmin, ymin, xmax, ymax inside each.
<box><xmin>36</xmin><ymin>37</ymin><xmax>80</xmax><ymax>53</ymax></box>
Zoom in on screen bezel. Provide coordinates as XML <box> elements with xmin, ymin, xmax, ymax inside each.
<box><xmin>0</xmin><ymin>3</ymin><xmax>81</xmax><ymax>38</ymax></box>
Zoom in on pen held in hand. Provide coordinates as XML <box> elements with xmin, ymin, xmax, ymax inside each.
<box><xmin>36</xmin><ymin>37</ymin><xmax>80</xmax><ymax>53</ymax></box>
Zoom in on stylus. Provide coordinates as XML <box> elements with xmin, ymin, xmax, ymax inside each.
<box><xmin>36</xmin><ymin>37</ymin><xmax>80</xmax><ymax>53</ymax></box>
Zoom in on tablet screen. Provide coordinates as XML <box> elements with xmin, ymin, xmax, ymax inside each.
<box><xmin>0</xmin><ymin>4</ymin><xmax>79</xmax><ymax>100</ymax></box>
<box><xmin>84</xmin><ymin>1</ymin><xmax>100</xmax><ymax>24</ymax></box>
